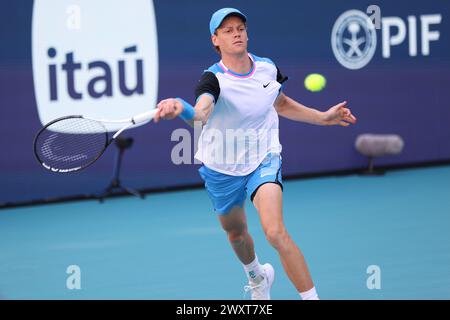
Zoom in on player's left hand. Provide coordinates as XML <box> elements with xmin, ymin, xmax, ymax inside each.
<box><xmin>321</xmin><ymin>101</ymin><xmax>357</xmax><ymax>126</ymax></box>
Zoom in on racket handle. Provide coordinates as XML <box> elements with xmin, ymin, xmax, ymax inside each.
<box><xmin>132</xmin><ymin>109</ymin><xmax>158</xmax><ymax>124</ymax></box>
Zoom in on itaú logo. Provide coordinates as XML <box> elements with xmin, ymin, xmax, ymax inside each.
<box><xmin>45</xmin><ymin>45</ymin><xmax>144</xmax><ymax>101</ymax></box>
<box><xmin>331</xmin><ymin>8</ymin><xmax>442</xmax><ymax>70</ymax></box>
<box><xmin>32</xmin><ymin>0</ymin><xmax>158</xmax><ymax>131</ymax></box>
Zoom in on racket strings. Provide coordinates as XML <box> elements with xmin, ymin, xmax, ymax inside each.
<box><xmin>35</xmin><ymin>118</ymin><xmax>108</xmax><ymax>171</ymax></box>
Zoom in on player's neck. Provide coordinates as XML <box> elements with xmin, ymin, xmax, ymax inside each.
<box><xmin>221</xmin><ymin>52</ymin><xmax>252</xmax><ymax>75</ymax></box>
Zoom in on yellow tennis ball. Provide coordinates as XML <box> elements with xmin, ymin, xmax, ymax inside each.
<box><xmin>304</xmin><ymin>73</ymin><xmax>326</xmax><ymax>92</ymax></box>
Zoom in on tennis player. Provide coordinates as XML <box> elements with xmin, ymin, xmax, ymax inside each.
<box><xmin>154</xmin><ymin>8</ymin><xmax>356</xmax><ymax>300</ymax></box>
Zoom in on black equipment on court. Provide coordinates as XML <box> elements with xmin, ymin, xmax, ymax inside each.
<box><xmin>97</xmin><ymin>136</ymin><xmax>145</xmax><ymax>202</ymax></box>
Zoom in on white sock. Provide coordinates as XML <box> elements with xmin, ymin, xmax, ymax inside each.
<box><xmin>300</xmin><ymin>287</ymin><xmax>319</xmax><ymax>300</ymax></box>
<box><xmin>243</xmin><ymin>255</ymin><xmax>264</xmax><ymax>283</ymax></box>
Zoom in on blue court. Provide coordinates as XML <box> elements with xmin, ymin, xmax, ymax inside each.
<box><xmin>1</xmin><ymin>165</ymin><xmax>449</xmax><ymax>300</ymax></box>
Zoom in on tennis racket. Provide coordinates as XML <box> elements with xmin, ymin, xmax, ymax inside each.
<box><xmin>33</xmin><ymin>109</ymin><xmax>158</xmax><ymax>173</ymax></box>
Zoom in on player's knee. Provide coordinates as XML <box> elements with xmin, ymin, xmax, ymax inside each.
<box><xmin>264</xmin><ymin>226</ymin><xmax>289</xmax><ymax>250</ymax></box>
<box><xmin>225</xmin><ymin>226</ymin><xmax>247</xmax><ymax>244</ymax></box>
<box><xmin>224</xmin><ymin>224</ymin><xmax>247</xmax><ymax>243</ymax></box>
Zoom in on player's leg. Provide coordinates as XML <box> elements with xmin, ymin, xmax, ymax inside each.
<box><xmin>218</xmin><ymin>205</ymin><xmax>273</xmax><ymax>299</ymax></box>
<box><xmin>218</xmin><ymin>205</ymin><xmax>255</xmax><ymax>264</ymax></box>
<box><xmin>252</xmin><ymin>183</ymin><xmax>318</xmax><ymax>300</ymax></box>
<box><xmin>198</xmin><ymin>165</ymin><xmax>269</xmax><ymax>299</ymax></box>
<box><xmin>246</xmin><ymin>153</ymin><xmax>318</xmax><ymax>299</ymax></box>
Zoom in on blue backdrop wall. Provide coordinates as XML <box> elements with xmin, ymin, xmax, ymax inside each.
<box><xmin>1</xmin><ymin>0</ymin><xmax>449</xmax><ymax>204</ymax></box>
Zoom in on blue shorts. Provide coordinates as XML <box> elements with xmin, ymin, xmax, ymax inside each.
<box><xmin>198</xmin><ymin>153</ymin><xmax>283</xmax><ymax>215</ymax></box>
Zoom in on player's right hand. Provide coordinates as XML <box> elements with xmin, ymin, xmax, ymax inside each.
<box><xmin>154</xmin><ymin>98</ymin><xmax>183</xmax><ymax>123</ymax></box>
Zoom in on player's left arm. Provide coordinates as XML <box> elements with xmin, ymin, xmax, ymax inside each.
<box><xmin>274</xmin><ymin>92</ymin><xmax>357</xmax><ymax>126</ymax></box>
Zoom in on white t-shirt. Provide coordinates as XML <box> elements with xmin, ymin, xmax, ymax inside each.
<box><xmin>194</xmin><ymin>53</ymin><xmax>288</xmax><ymax>176</ymax></box>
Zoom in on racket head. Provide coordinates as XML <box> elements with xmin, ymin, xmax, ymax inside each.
<box><xmin>33</xmin><ymin>115</ymin><xmax>110</xmax><ymax>173</ymax></box>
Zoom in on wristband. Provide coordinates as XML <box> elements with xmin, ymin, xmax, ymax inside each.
<box><xmin>176</xmin><ymin>98</ymin><xmax>195</xmax><ymax>121</ymax></box>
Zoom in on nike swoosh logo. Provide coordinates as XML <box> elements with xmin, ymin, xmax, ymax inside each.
<box><xmin>263</xmin><ymin>82</ymin><xmax>270</xmax><ymax>88</ymax></box>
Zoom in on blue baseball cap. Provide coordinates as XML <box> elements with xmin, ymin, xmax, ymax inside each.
<box><xmin>209</xmin><ymin>8</ymin><xmax>247</xmax><ymax>35</ymax></box>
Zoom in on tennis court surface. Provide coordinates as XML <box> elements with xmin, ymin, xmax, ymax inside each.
<box><xmin>1</xmin><ymin>165</ymin><xmax>449</xmax><ymax>300</ymax></box>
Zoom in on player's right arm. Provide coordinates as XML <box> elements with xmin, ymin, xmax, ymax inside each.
<box><xmin>153</xmin><ymin>71</ymin><xmax>219</xmax><ymax>127</ymax></box>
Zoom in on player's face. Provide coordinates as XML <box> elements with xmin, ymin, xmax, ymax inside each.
<box><xmin>212</xmin><ymin>16</ymin><xmax>248</xmax><ymax>55</ymax></box>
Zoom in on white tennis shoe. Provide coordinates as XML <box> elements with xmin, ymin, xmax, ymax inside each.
<box><xmin>244</xmin><ymin>263</ymin><xmax>275</xmax><ymax>300</ymax></box>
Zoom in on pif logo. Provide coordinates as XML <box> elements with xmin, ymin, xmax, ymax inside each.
<box><xmin>32</xmin><ymin>0</ymin><xmax>158</xmax><ymax>131</ymax></box>
<box><xmin>331</xmin><ymin>10</ymin><xmax>377</xmax><ymax>70</ymax></box>
<box><xmin>331</xmin><ymin>8</ymin><xmax>442</xmax><ymax>70</ymax></box>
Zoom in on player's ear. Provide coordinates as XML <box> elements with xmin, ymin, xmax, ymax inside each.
<box><xmin>211</xmin><ymin>34</ymin><xmax>218</xmax><ymax>46</ymax></box>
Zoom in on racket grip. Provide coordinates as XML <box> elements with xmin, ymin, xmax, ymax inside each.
<box><xmin>132</xmin><ymin>109</ymin><xmax>158</xmax><ymax>124</ymax></box>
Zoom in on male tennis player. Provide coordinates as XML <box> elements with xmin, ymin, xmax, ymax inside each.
<box><xmin>154</xmin><ymin>8</ymin><xmax>356</xmax><ymax>300</ymax></box>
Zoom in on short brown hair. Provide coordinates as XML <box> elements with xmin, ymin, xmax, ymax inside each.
<box><xmin>213</xmin><ymin>31</ymin><xmax>221</xmax><ymax>54</ymax></box>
